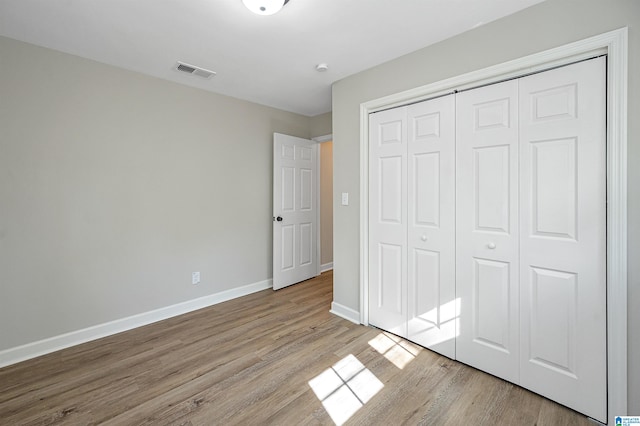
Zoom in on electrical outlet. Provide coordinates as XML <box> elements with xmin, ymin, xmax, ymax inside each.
<box><xmin>341</xmin><ymin>192</ymin><xmax>349</xmax><ymax>206</ymax></box>
<box><xmin>192</xmin><ymin>271</ymin><xmax>201</xmax><ymax>285</ymax></box>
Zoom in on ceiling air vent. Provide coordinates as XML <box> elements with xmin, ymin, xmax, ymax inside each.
<box><xmin>175</xmin><ymin>61</ymin><xmax>216</xmax><ymax>79</ymax></box>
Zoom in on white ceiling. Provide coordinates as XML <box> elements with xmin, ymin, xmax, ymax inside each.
<box><xmin>0</xmin><ymin>0</ymin><xmax>545</xmax><ymax>116</ymax></box>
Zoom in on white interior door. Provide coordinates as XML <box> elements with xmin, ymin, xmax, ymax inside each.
<box><xmin>368</xmin><ymin>107</ymin><xmax>408</xmax><ymax>337</ymax></box>
<box><xmin>456</xmin><ymin>80</ymin><xmax>520</xmax><ymax>383</ymax></box>
<box><xmin>273</xmin><ymin>133</ymin><xmax>319</xmax><ymax>290</ymax></box>
<box><xmin>518</xmin><ymin>57</ymin><xmax>607</xmax><ymax>422</ymax></box>
<box><xmin>407</xmin><ymin>96</ymin><xmax>456</xmax><ymax>358</ymax></box>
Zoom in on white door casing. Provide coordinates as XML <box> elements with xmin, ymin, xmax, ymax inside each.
<box><xmin>455</xmin><ymin>80</ymin><xmax>521</xmax><ymax>383</ymax></box>
<box><xmin>359</xmin><ymin>29</ymin><xmax>627</xmax><ymax>426</ymax></box>
<box><xmin>368</xmin><ymin>106</ymin><xmax>408</xmax><ymax>337</ymax></box>
<box><xmin>407</xmin><ymin>96</ymin><xmax>456</xmax><ymax>357</ymax></box>
<box><xmin>273</xmin><ymin>133</ymin><xmax>319</xmax><ymax>290</ymax></box>
<box><xmin>518</xmin><ymin>57</ymin><xmax>607</xmax><ymax>421</ymax></box>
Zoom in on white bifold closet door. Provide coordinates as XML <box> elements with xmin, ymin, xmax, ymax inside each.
<box><xmin>456</xmin><ymin>57</ymin><xmax>606</xmax><ymax>422</ymax></box>
<box><xmin>456</xmin><ymin>79</ymin><xmax>521</xmax><ymax>383</ymax></box>
<box><xmin>369</xmin><ymin>57</ymin><xmax>607</xmax><ymax>422</ymax></box>
<box><xmin>368</xmin><ymin>57</ymin><xmax>605</xmax><ymax>422</ymax></box>
<box><xmin>369</xmin><ymin>106</ymin><xmax>408</xmax><ymax>338</ymax></box>
<box><xmin>517</xmin><ymin>58</ymin><xmax>606</xmax><ymax>421</ymax></box>
<box><xmin>369</xmin><ymin>95</ymin><xmax>456</xmax><ymax>358</ymax></box>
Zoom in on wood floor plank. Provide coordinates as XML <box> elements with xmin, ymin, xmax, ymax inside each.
<box><xmin>0</xmin><ymin>271</ymin><xmax>594</xmax><ymax>425</ymax></box>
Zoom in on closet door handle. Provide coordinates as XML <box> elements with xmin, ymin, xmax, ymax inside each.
<box><xmin>487</xmin><ymin>242</ymin><xmax>496</xmax><ymax>249</ymax></box>
<box><xmin>421</xmin><ymin>234</ymin><xmax>428</xmax><ymax>242</ymax></box>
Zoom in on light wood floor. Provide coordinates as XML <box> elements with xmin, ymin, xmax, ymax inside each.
<box><xmin>0</xmin><ymin>271</ymin><xmax>594</xmax><ymax>425</ymax></box>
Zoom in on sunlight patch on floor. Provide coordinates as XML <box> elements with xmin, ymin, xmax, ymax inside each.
<box><xmin>308</xmin><ymin>354</ymin><xmax>384</xmax><ymax>425</ymax></box>
<box><xmin>368</xmin><ymin>332</ymin><xmax>421</xmax><ymax>369</ymax></box>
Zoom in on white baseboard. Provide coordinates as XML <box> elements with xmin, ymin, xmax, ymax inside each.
<box><xmin>320</xmin><ymin>262</ymin><xmax>334</xmax><ymax>273</ymax></box>
<box><xmin>0</xmin><ymin>279</ymin><xmax>272</xmax><ymax>369</ymax></box>
<box><xmin>330</xmin><ymin>301</ymin><xmax>360</xmax><ymax>324</ymax></box>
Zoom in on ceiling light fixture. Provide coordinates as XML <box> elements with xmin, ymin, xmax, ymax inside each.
<box><xmin>242</xmin><ymin>0</ymin><xmax>289</xmax><ymax>16</ymax></box>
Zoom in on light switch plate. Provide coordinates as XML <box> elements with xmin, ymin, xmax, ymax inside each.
<box><xmin>341</xmin><ymin>192</ymin><xmax>349</xmax><ymax>206</ymax></box>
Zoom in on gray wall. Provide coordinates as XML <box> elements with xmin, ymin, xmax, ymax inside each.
<box><xmin>309</xmin><ymin>112</ymin><xmax>332</xmax><ymax>139</ymax></box>
<box><xmin>331</xmin><ymin>0</ymin><xmax>639</xmax><ymax>412</ymax></box>
<box><xmin>0</xmin><ymin>36</ymin><xmax>312</xmax><ymax>351</ymax></box>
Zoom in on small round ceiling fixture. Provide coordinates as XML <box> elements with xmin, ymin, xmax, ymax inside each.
<box><xmin>242</xmin><ymin>0</ymin><xmax>288</xmax><ymax>16</ymax></box>
<box><xmin>316</xmin><ymin>63</ymin><xmax>329</xmax><ymax>72</ymax></box>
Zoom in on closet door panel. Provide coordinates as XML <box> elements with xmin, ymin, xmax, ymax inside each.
<box><xmin>519</xmin><ymin>57</ymin><xmax>606</xmax><ymax>423</ymax></box>
<box><xmin>456</xmin><ymin>81</ymin><xmax>520</xmax><ymax>382</ymax></box>
<box><xmin>369</xmin><ymin>107</ymin><xmax>408</xmax><ymax>337</ymax></box>
<box><xmin>407</xmin><ymin>96</ymin><xmax>456</xmax><ymax>358</ymax></box>
<box><xmin>472</xmin><ymin>258</ymin><xmax>511</xmax><ymax>351</ymax></box>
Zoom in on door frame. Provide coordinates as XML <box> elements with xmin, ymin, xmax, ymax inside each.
<box><xmin>358</xmin><ymin>28</ymin><xmax>628</xmax><ymax>424</ymax></box>
<box><xmin>313</xmin><ymin>133</ymin><xmax>333</xmax><ymax>274</ymax></box>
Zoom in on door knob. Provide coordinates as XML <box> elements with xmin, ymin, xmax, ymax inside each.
<box><xmin>421</xmin><ymin>234</ymin><xmax>428</xmax><ymax>241</ymax></box>
<box><xmin>487</xmin><ymin>242</ymin><xmax>496</xmax><ymax>249</ymax></box>
<box><xmin>275</xmin><ymin>216</ymin><xmax>283</xmax><ymax>222</ymax></box>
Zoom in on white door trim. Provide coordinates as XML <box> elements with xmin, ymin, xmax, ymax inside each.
<box><xmin>313</xmin><ymin>134</ymin><xmax>333</xmax><ymax>143</ymax></box>
<box><xmin>313</xmin><ymin>133</ymin><xmax>333</xmax><ymax>276</ymax></box>
<box><xmin>358</xmin><ymin>28</ymin><xmax>627</xmax><ymax>424</ymax></box>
